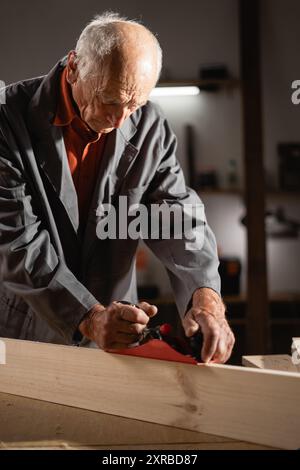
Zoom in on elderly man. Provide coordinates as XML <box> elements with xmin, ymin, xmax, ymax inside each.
<box><xmin>0</xmin><ymin>12</ymin><xmax>234</xmax><ymax>363</ymax></box>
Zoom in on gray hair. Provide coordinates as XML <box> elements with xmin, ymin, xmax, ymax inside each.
<box><xmin>74</xmin><ymin>11</ymin><xmax>162</xmax><ymax>82</ymax></box>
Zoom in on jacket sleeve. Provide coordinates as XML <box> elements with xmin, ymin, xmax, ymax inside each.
<box><xmin>0</xmin><ymin>137</ymin><xmax>98</xmax><ymax>343</ymax></box>
<box><xmin>144</xmin><ymin>116</ymin><xmax>221</xmax><ymax>318</ymax></box>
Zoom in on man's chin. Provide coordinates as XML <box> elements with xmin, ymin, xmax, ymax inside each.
<box><xmin>101</xmin><ymin>127</ymin><xmax>115</xmax><ymax>134</ymax></box>
<box><xmin>89</xmin><ymin>125</ymin><xmax>114</xmax><ymax>134</ymax></box>
<box><xmin>84</xmin><ymin>119</ymin><xmax>114</xmax><ymax>134</ymax></box>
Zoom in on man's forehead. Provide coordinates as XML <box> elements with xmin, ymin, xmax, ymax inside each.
<box><xmin>99</xmin><ymin>77</ymin><xmax>148</xmax><ymax>99</ymax></box>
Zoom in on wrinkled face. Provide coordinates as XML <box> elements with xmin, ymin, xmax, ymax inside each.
<box><xmin>66</xmin><ymin>51</ymin><xmax>156</xmax><ymax>134</ymax></box>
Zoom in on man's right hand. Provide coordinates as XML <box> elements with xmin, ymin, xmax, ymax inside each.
<box><xmin>78</xmin><ymin>301</ymin><xmax>157</xmax><ymax>350</ymax></box>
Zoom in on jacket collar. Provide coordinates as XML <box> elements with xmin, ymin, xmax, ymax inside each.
<box><xmin>26</xmin><ymin>57</ymin><xmax>139</xmax><ymax>240</ymax></box>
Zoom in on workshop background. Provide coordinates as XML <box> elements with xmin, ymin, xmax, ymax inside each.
<box><xmin>0</xmin><ymin>0</ymin><xmax>299</xmax><ymax>363</ymax></box>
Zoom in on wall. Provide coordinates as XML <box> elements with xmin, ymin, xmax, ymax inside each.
<box><xmin>0</xmin><ymin>1</ymin><xmax>242</xmax><ymax>185</ymax></box>
<box><xmin>0</xmin><ymin>0</ymin><xmax>239</xmax><ymax>82</ymax></box>
<box><xmin>261</xmin><ymin>0</ymin><xmax>300</xmax><ymax>294</ymax></box>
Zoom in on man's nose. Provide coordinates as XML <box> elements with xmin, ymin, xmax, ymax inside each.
<box><xmin>107</xmin><ymin>107</ymin><xmax>129</xmax><ymax>128</ymax></box>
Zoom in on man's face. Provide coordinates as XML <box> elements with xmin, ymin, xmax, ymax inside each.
<box><xmin>67</xmin><ymin>52</ymin><xmax>156</xmax><ymax>134</ymax></box>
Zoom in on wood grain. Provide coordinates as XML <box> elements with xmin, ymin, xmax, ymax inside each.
<box><xmin>0</xmin><ymin>392</ymin><xmax>273</xmax><ymax>449</ymax></box>
<box><xmin>0</xmin><ymin>392</ymin><xmax>229</xmax><ymax>446</ymax></box>
<box><xmin>0</xmin><ymin>338</ymin><xmax>299</xmax><ymax>449</ymax></box>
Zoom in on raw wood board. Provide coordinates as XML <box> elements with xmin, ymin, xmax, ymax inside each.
<box><xmin>0</xmin><ymin>338</ymin><xmax>299</xmax><ymax>449</ymax></box>
<box><xmin>242</xmin><ymin>354</ymin><xmax>300</xmax><ymax>372</ymax></box>
<box><xmin>0</xmin><ymin>392</ymin><xmax>273</xmax><ymax>450</ymax></box>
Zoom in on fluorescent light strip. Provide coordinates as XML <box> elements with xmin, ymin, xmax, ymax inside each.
<box><xmin>150</xmin><ymin>86</ymin><xmax>200</xmax><ymax>97</ymax></box>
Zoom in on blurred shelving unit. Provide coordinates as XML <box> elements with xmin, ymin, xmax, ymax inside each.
<box><xmin>145</xmin><ymin>1</ymin><xmax>299</xmax><ymax>358</ymax></box>
<box><xmin>199</xmin><ymin>189</ymin><xmax>300</xmax><ymax>198</ymax></box>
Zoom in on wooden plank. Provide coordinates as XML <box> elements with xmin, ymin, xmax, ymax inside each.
<box><xmin>0</xmin><ymin>392</ymin><xmax>274</xmax><ymax>450</ymax></box>
<box><xmin>0</xmin><ymin>338</ymin><xmax>300</xmax><ymax>449</ymax></box>
<box><xmin>0</xmin><ymin>392</ymin><xmax>231</xmax><ymax>447</ymax></box>
<box><xmin>243</xmin><ymin>355</ymin><xmax>300</xmax><ymax>373</ymax></box>
<box><xmin>239</xmin><ymin>0</ymin><xmax>270</xmax><ymax>354</ymax></box>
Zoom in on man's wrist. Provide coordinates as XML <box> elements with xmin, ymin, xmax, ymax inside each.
<box><xmin>192</xmin><ymin>287</ymin><xmax>226</xmax><ymax>318</ymax></box>
<box><xmin>78</xmin><ymin>303</ymin><xmax>106</xmax><ymax>338</ymax></box>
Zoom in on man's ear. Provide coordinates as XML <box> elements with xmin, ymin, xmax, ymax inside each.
<box><xmin>66</xmin><ymin>50</ymin><xmax>79</xmax><ymax>84</ymax></box>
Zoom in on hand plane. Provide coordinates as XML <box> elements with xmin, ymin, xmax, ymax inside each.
<box><xmin>114</xmin><ymin>301</ymin><xmax>204</xmax><ymax>365</ymax></box>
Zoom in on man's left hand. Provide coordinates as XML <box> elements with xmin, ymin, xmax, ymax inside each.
<box><xmin>182</xmin><ymin>288</ymin><xmax>235</xmax><ymax>364</ymax></box>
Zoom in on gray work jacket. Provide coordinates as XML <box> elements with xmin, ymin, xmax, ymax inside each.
<box><xmin>0</xmin><ymin>58</ymin><xmax>220</xmax><ymax>345</ymax></box>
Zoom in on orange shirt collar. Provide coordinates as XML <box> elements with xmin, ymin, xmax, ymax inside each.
<box><xmin>54</xmin><ymin>67</ymin><xmax>79</xmax><ymax>126</ymax></box>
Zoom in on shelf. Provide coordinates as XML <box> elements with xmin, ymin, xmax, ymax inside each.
<box><xmin>197</xmin><ymin>189</ymin><xmax>300</xmax><ymax>199</ymax></box>
<box><xmin>225</xmin><ymin>293</ymin><xmax>300</xmax><ymax>303</ymax></box>
<box><xmin>158</xmin><ymin>79</ymin><xmax>240</xmax><ymax>90</ymax></box>
<box><xmin>224</xmin><ymin>295</ymin><xmax>247</xmax><ymax>303</ymax></box>
<box><xmin>271</xmin><ymin>319</ymin><xmax>300</xmax><ymax>326</ymax></box>
<box><xmin>266</xmin><ymin>191</ymin><xmax>300</xmax><ymax>199</ymax></box>
<box><xmin>198</xmin><ymin>188</ymin><xmax>243</xmax><ymax>196</ymax></box>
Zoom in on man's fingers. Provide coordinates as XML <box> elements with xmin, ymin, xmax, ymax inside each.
<box><xmin>182</xmin><ymin>292</ymin><xmax>235</xmax><ymax>364</ymax></box>
<box><xmin>211</xmin><ymin>336</ymin><xmax>228</xmax><ymax>363</ymax></box>
<box><xmin>201</xmin><ymin>329</ymin><xmax>219</xmax><ymax>363</ymax></box>
<box><xmin>224</xmin><ymin>330</ymin><xmax>235</xmax><ymax>362</ymax></box>
<box><xmin>137</xmin><ymin>301</ymin><xmax>158</xmax><ymax>318</ymax></box>
<box><xmin>114</xmin><ymin>331</ymin><xmax>140</xmax><ymax>344</ymax></box>
<box><xmin>184</xmin><ymin>311</ymin><xmax>219</xmax><ymax>362</ymax></box>
<box><xmin>182</xmin><ymin>315</ymin><xmax>200</xmax><ymax>337</ymax></box>
<box><xmin>113</xmin><ymin>303</ymin><xmax>150</xmax><ymax>325</ymax></box>
<box><xmin>102</xmin><ymin>331</ymin><xmax>140</xmax><ymax>350</ymax></box>
<box><xmin>222</xmin><ymin>329</ymin><xmax>235</xmax><ymax>363</ymax></box>
<box><xmin>116</xmin><ymin>321</ymin><xmax>147</xmax><ymax>336</ymax></box>
<box><xmin>211</xmin><ymin>328</ymin><xmax>235</xmax><ymax>364</ymax></box>
<box><xmin>198</xmin><ymin>317</ymin><xmax>220</xmax><ymax>363</ymax></box>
